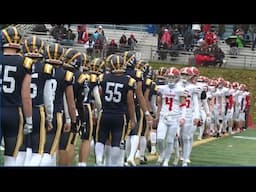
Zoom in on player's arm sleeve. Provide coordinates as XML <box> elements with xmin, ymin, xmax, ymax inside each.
<box><xmin>92</xmin><ymin>85</ymin><xmax>102</xmax><ymax>113</ymax></box>
<box><xmin>76</xmin><ymin>87</ymin><xmax>85</xmax><ymax>123</ymax></box>
<box><xmin>199</xmin><ymin>89</ymin><xmax>210</xmax><ymax>114</ymax></box>
<box><xmin>44</xmin><ymin>79</ymin><xmax>54</xmax><ymax>123</ymax></box>
<box><xmin>63</xmin><ymin>93</ymin><xmax>71</xmax><ymax>123</ymax></box>
<box><xmin>150</xmin><ymin>94</ymin><xmax>157</xmax><ymax>114</ymax></box>
<box><xmin>193</xmin><ymin>93</ymin><xmax>200</xmax><ymax>119</ymax></box>
<box><xmin>64</xmin><ymin>71</ymin><xmax>76</xmax><ymax>123</ymax></box>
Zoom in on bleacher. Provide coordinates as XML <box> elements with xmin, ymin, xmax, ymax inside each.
<box><xmin>13</xmin><ymin>24</ymin><xmax>256</xmax><ymax>70</ymax></box>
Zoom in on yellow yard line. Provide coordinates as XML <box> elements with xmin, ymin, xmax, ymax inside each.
<box><xmin>144</xmin><ymin>133</ymin><xmax>231</xmax><ymax>164</ymax></box>
<box><xmin>192</xmin><ymin>137</ymin><xmax>216</xmax><ymax>147</ymax></box>
<box><xmin>193</xmin><ymin>133</ymin><xmax>230</xmax><ymax>147</ymax></box>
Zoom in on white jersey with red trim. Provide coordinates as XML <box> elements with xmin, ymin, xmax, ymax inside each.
<box><xmin>183</xmin><ymin>82</ymin><xmax>200</xmax><ymax>119</ymax></box>
<box><xmin>157</xmin><ymin>84</ymin><xmax>185</xmax><ymax>117</ymax></box>
<box><xmin>214</xmin><ymin>87</ymin><xmax>228</xmax><ymax>111</ymax></box>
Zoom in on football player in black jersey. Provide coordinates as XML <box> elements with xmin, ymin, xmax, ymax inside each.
<box><xmin>122</xmin><ymin>52</ymin><xmax>153</xmax><ymax>166</ymax></box>
<box><xmin>95</xmin><ymin>55</ymin><xmax>136</xmax><ymax>166</ymax></box>
<box><xmin>1</xmin><ymin>26</ymin><xmax>33</xmax><ymax>166</ymax></box>
<box><xmin>77</xmin><ymin>57</ymin><xmax>102</xmax><ymax>166</ymax></box>
<box><xmin>17</xmin><ymin>35</ymin><xmax>53</xmax><ymax>166</ymax></box>
<box><xmin>40</xmin><ymin>43</ymin><xmax>77</xmax><ymax>166</ymax></box>
<box><xmin>58</xmin><ymin>48</ymin><xmax>94</xmax><ymax>166</ymax></box>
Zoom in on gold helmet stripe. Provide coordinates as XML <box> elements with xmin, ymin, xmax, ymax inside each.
<box><xmin>39</xmin><ymin>40</ymin><xmax>44</xmax><ymax>54</ymax></box>
<box><xmin>24</xmin><ymin>39</ymin><xmax>30</xmax><ymax>53</ymax></box>
<box><xmin>93</xmin><ymin>58</ymin><xmax>99</xmax><ymax>71</ymax></box>
<box><xmin>116</xmin><ymin>56</ymin><xmax>120</xmax><ymax>70</ymax></box>
<box><xmin>32</xmin><ymin>36</ymin><xmax>36</xmax><ymax>53</ymax></box>
<box><xmin>2</xmin><ymin>29</ymin><xmax>12</xmax><ymax>44</ymax></box>
<box><xmin>54</xmin><ymin>44</ymin><xmax>59</xmax><ymax>59</ymax></box>
<box><xmin>47</xmin><ymin>46</ymin><xmax>52</xmax><ymax>59</ymax></box>
<box><xmin>67</xmin><ymin>52</ymin><xmax>81</xmax><ymax>65</ymax></box>
<box><xmin>123</xmin><ymin>51</ymin><xmax>128</xmax><ymax>64</ymax></box>
<box><xmin>60</xmin><ymin>47</ymin><xmax>65</xmax><ymax>59</ymax></box>
<box><xmin>13</xmin><ymin>27</ymin><xmax>18</xmax><ymax>44</ymax></box>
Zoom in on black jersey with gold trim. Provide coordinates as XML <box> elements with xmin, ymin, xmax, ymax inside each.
<box><xmin>149</xmin><ymin>81</ymin><xmax>158</xmax><ymax>100</ymax></box>
<box><xmin>155</xmin><ymin>77</ymin><xmax>166</xmax><ymax>85</ymax></box>
<box><xmin>100</xmin><ymin>73</ymin><xmax>136</xmax><ymax>113</ymax></box>
<box><xmin>125</xmin><ymin>68</ymin><xmax>143</xmax><ymax>82</ymax></box>
<box><xmin>142</xmin><ymin>77</ymin><xmax>153</xmax><ymax>93</ymax></box>
<box><xmin>31</xmin><ymin>61</ymin><xmax>52</xmax><ymax>106</ymax></box>
<box><xmin>1</xmin><ymin>55</ymin><xmax>32</xmax><ymax>107</ymax></box>
<box><xmin>51</xmin><ymin>67</ymin><xmax>74</xmax><ymax>113</ymax></box>
<box><xmin>73</xmin><ymin>70</ymin><xmax>90</xmax><ymax>102</ymax></box>
<box><xmin>125</xmin><ymin>68</ymin><xmax>143</xmax><ymax>105</ymax></box>
<box><xmin>83</xmin><ymin>73</ymin><xmax>99</xmax><ymax>104</ymax></box>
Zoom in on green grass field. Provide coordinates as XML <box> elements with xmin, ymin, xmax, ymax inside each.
<box><xmin>1</xmin><ymin>128</ymin><xmax>256</xmax><ymax>166</ymax></box>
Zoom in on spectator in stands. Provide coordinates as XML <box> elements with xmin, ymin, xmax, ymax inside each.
<box><xmin>93</xmin><ymin>26</ymin><xmax>107</xmax><ymax>58</ymax></box>
<box><xmin>95</xmin><ymin>25</ymin><xmax>105</xmax><ymax>36</ymax></box>
<box><xmin>157</xmin><ymin>26</ymin><xmax>165</xmax><ymax>50</ymax></box>
<box><xmin>217</xmin><ymin>24</ymin><xmax>225</xmax><ymax>40</ymax></box>
<box><xmin>84</xmin><ymin>35</ymin><xmax>94</xmax><ymax>57</ymax></box>
<box><xmin>128</xmin><ymin>33</ymin><xmax>138</xmax><ymax>50</ymax></box>
<box><xmin>119</xmin><ymin>34</ymin><xmax>127</xmax><ymax>45</ymax></box>
<box><xmin>109</xmin><ymin>39</ymin><xmax>118</xmax><ymax>48</ymax></box>
<box><xmin>204</xmin><ymin>30</ymin><xmax>217</xmax><ymax>45</ymax></box>
<box><xmin>119</xmin><ymin>34</ymin><xmax>129</xmax><ymax>52</ymax></box>
<box><xmin>50</xmin><ymin>24</ymin><xmax>67</xmax><ymax>42</ymax></box>
<box><xmin>160</xmin><ymin>29</ymin><xmax>171</xmax><ymax>49</ymax></box>
<box><xmin>106</xmin><ymin>39</ymin><xmax>118</xmax><ymax>56</ymax></box>
<box><xmin>234</xmin><ymin>27</ymin><xmax>245</xmax><ymax>47</ymax></box>
<box><xmin>183</xmin><ymin>29</ymin><xmax>194</xmax><ymax>51</ymax></box>
<box><xmin>32</xmin><ymin>24</ymin><xmax>48</xmax><ymax>33</ymax></box>
<box><xmin>59</xmin><ymin>26</ymin><xmax>76</xmax><ymax>46</ymax></box>
<box><xmin>202</xmin><ymin>24</ymin><xmax>211</xmax><ymax>36</ymax></box>
<box><xmin>77</xmin><ymin>24</ymin><xmax>88</xmax><ymax>44</ymax></box>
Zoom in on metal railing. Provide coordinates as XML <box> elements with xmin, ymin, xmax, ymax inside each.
<box><xmin>148</xmin><ymin>46</ymin><xmax>256</xmax><ymax>70</ymax></box>
<box><xmin>86</xmin><ymin>24</ymin><xmax>148</xmax><ymax>32</ymax></box>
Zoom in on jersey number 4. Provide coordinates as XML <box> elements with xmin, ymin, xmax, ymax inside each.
<box><xmin>165</xmin><ymin>97</ymin><xmax>173</xmax><ymax>111</ymax></box>
<box><xmin>105</xmin><ymin>82</ymin><xmax>124</xmax><ymax>103</ymax></box>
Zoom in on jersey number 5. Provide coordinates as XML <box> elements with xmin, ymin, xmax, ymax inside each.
<box><xmin>0</xmin><ymin>65</ymin><xmax>17</xmax><ymax>93</ymax></box>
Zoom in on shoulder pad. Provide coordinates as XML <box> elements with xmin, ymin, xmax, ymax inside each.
<box><xmin>128</xmin><ymin>77</ymin><xmax>136</xmax><ymax>87</ymax></box>
<box><xmin>65</xmin><ymin>70</ymin><xmax>74</xmax><ymax>82</ymax></box>
<box><xmin>23</xmin><ymin>57</ymin><xmax>34</xmax><ymax>70</ymax></box>
<box><xmin>136</xmin><ymin>70</ymin><xmax>142</xmax><ymax>78</ymax></box>
<box><xmin>98</xmin><ymin>74</ymin><xmax>104</xmax><ymax>82</ymax></box>
<box><xmin>145</xmin><ymin>78</ymin><xmax>152</xmax><ymax>86</ymax></box>
<box><xmin>43</xmin><ymin>63</ymin><xmax>53</xmax><ymax>75</ymax></box>
<box><xmin>77</xmin><ymin>73</ymin><xmax>89</xmax><ymax>84</ymax></box>
<box><xmin>154</xmin><ymin>84</ymin><xmax>158</xmax><ymax>92</ymax></box>
<box><xmin>193</xmin><ymin>86</ymin><xmax>201</xmax><ymax>94</ymax></box>
<box><xmin>91</xmin><ymin>74</ymin><xmax>98</xmax><ymax>83</ymax></box>
<box><xmin>184</xmin><ymin>89</ymin><xmax>190</xmax><ymax>97</ymax></box>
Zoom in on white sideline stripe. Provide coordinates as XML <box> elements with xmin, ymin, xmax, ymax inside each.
<box><xmin>233</xmin><ymin>136</ymin><xmax>256</xmax><ymax>140</ymax></box>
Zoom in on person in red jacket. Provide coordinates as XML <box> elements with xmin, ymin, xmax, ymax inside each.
<box><xmin>77</xmin><ymin>24</ymin><xmax>88</xmax><ymax>44</ymax></box>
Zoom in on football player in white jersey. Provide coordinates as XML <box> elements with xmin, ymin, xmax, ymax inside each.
<box><xmin>223</xmin><ymin>80</ymin><xmax>235</xmax><ymax>134</ymax></box>
<box><xmin>155</xmin><ymin>67</ymin><xmax>186</xmax><ymax>166</ymax></box>
<box><xmin>207</xmin><ymin>79</ymin><xmax>217</xmax><ymax>136</ymax></box>
<box><xmin>178</xmin><ymin>67</ymin><xmax>200</xmax><ymax>166</ymax></box>
<box><xmin>193</xmin><ymin>73</ymin><xmax>210</xmax><ymax>141</ymax></box>
<box><xmin>214</xmin><ymin>77</ymin><xmax>228</xmax><ymax>137</ymax></box>
<box><xmin>237</xmin><ymin>84</ymin><xmax>247</xmax><ymax>132</ymax></box>
<box><xmin>232</xmin><ymin>82</ymin><xmax>241</xmax><ymax>133</ymax></box>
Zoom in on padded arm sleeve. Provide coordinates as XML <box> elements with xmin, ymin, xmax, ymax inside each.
<box><xmin>44</xmin><ymin>79</ymin><xmax>54</xmax><ymax>122</ymax></box>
